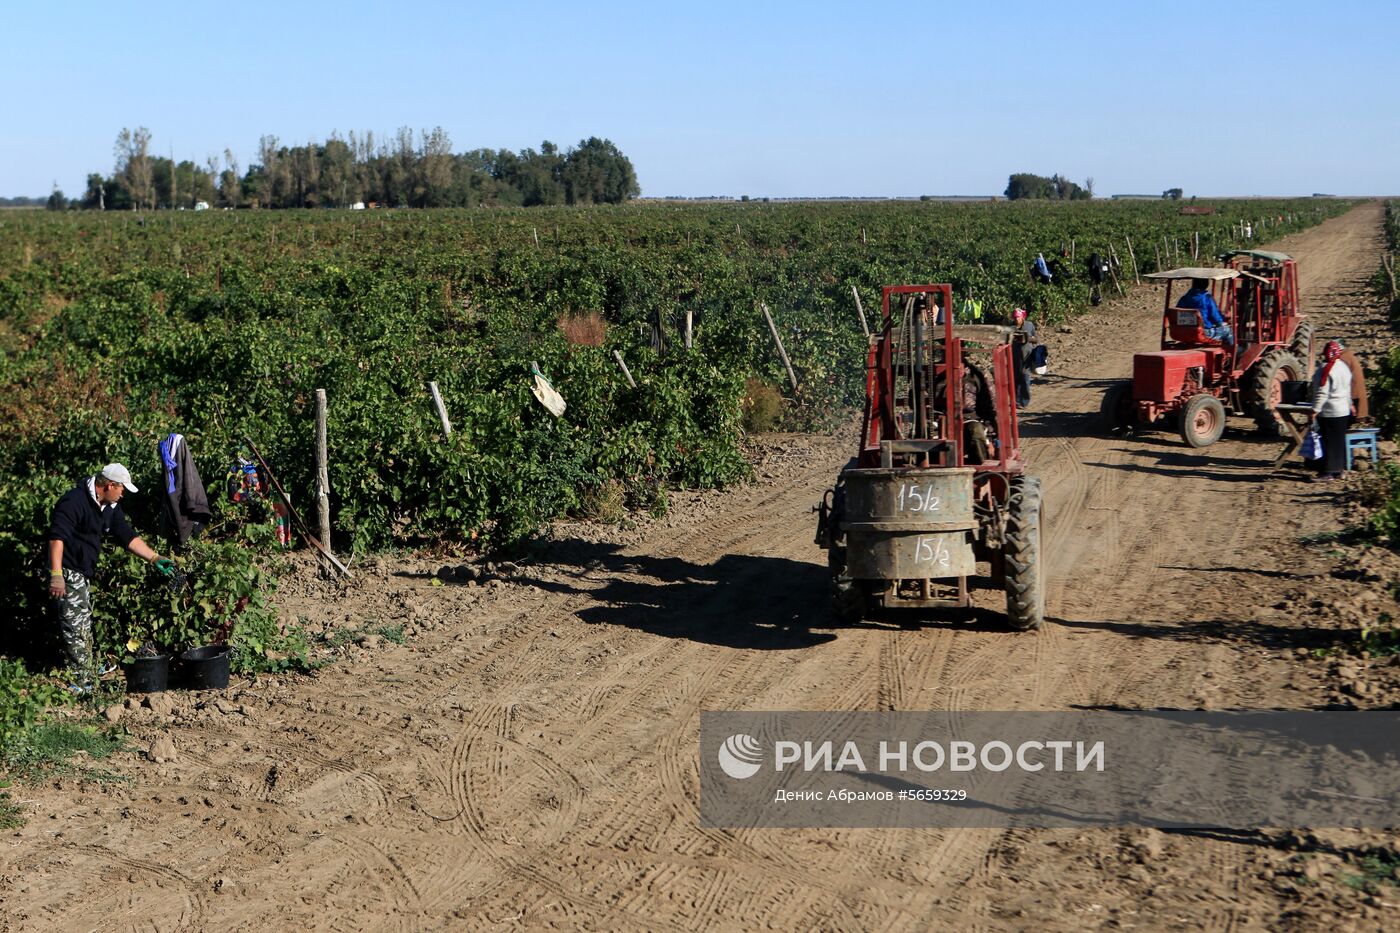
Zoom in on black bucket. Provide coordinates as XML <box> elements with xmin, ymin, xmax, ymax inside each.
<box><xmin>1281</xmin><ymin>380</ymin><xmax>1311</xmax><ymax>405</ymax></box>
<box><xmin>179</xmin><ymin>645</ymin><xmax>230</xmax><ymax>690</ymax></box>
<box><xmin>124</xmin><ymin>655</ymin><xmax>169</xmax><ymax>693</ymax></box>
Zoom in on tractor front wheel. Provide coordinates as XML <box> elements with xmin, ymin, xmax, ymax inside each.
<box><xmin>1099</xmin><ymin>380</ymin><xmax>1134</xmax><ymax>434</ymax></box>
<box><xmin>1180</xmin><ymin>394</ymin><xmax>1226</xmax><ymax>448</ymax></box>
<box><xmin>1004</xmin><ymin>476</ymin><xmax>1045</xmax><ymax>631</ymax></box>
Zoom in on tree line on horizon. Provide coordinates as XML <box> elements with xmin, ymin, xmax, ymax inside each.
<box><xmin>50</xmin><ymin>127</ymin><xmax>640</xmax><ymax>211</ymax></box>
<box><xmin>1004</xmin><ymin>173</ymin><xmax>1093</xmax><ymax>201</ymax></box>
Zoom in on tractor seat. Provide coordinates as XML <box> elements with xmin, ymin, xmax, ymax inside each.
<box><xmin>1166</xmin><ymin>307</ymin><xmax>1219</xmax><ymax>346</ymax></box>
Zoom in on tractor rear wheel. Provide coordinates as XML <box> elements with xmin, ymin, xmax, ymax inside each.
<box><xmin>1099</xmin><ymin>380</ymin><xmax>1134</xmax><ymax>434</ymax></box>
<box><xmin>1004</xmin><ymin>476</ymin><xmax>1044</xmax><ymax>631</ymax></box>
<box><xmin>1289</xmin><ymin>320</ymin><xmax>1315</xmax><ymax>376</ymax></box>
<box><xmin>1249</xmin><ymin>349</ymin><xmax>1304</xmax><ymax>436</ymax></box>
<box><xmin>1180</xmin><ymin>394</ymin><xmax>1226</xmax><ymax>448</ymax></box>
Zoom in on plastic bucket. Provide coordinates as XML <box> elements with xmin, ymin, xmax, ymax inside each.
<box><xmin>179</xmin><ymin>645</ymin><xmax>230</xmax><ymax>690</ymax></box>
<box><xmin>1281</xmin><ymin>380</ymin><xmax>1311</xmax><ymax>404</ymax></box>
<box><xmin>125</xmin><ymin>655</ymin><xmax>169</xmax><ymax>693</ymax></box>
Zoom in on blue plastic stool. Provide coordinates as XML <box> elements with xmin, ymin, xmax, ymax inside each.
<box><xmin>1345</xmin><ymin>428</ymin><xmax>1380</xmax><ymax>470</ymax></box>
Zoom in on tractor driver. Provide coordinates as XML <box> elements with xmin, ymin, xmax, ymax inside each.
<box><xmin>1178</xmin><ymin>278</ymin><xmax>1235</xmax><ymax>349</ymax></box>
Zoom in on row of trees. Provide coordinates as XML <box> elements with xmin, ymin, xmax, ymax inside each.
<box><xmin>1005</xmin><ymin>173</ymin><xmax>1093</xmax><ymax>201</ymax></box>
<box><xmin>71</xmin><ymin>127</ymin><xmax>640</xmax><ymax>211</ymax></box>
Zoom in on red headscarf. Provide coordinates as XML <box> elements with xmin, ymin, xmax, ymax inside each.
<box><xmin>1319</xmin><ymin>340</ymin><xmax>1343</xmax><ymax>384</ymax></box>
<box><xmin>1013</xmin><ymin>308</ymin><xmax>1028</xmax><ymax>325</ymax></box>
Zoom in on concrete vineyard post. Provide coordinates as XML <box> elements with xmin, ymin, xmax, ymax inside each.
<box><xmin>612</xmin><ymin>350</ymin><xmax>637</xmax><ymax>388</ymax></box>
<box><xmin>429</xmin><ymin>381</ymin><xmax>452</xmax><ymax>437</ymax></box>
<box><xmin>1124</xmin><ymin>236</ymin><xmax>1140</xmax><ymax>284</ymax></box>
<box><xmin>315</xmin><ymin>389</ymin><xmax>333</xmax><ymax>574</ymax></box>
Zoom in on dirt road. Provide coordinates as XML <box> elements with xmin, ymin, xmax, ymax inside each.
<box><xmin>2</xmin><ymin>202</ymin><xmax>1391</xmax><ymax>931</ymax></box>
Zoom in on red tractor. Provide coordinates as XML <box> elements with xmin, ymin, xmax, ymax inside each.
<box><xmin>1101</xmin><ymin>250</ymin><xmax>1313</xmax><ymax>447</ymax></box>
<box><xmin>815</xmin><ymin>285</ymin><xmax>1045</xmax><ymax>630</ymax></box>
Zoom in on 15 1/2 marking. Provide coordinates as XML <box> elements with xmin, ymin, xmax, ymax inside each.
<box><xmin>897</xmin><ymin>483</ymin><xmax>942</xmax><ymax>513</ymax></box>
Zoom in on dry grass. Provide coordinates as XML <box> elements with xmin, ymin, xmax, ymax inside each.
<box><xmin>558</xmin><ymin>312</ymin><xmax>608</xmax><ymax>347</ymax></box>
<box><xmin>742</xmin><ymin>378</ymin><xmax>784</xmax><ymax>433</ymax></box>
<box><xmin>576</xmin><ymin>479</ymin><xmax>626</xmax><ymax>523</ymax></box>
<box><xmin>0</xmin><ymin>359</ymin><xmax>128</xmax><ymax>440</ymax></box>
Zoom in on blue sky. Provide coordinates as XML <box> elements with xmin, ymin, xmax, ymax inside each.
<box><xmin>3</xmin><ymin>0</ymin><xmax>1396</xmax><ymax>198</ymax></box>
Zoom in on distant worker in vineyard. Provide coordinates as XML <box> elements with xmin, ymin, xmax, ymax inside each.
<box><xmin>45</xmin><ymin>463</ymin><xmax>175</xmax><ymax>693</ymax></box>
<box><xmin>1307</xmin><ymin>340</ymin><xmax>1354</xmax><ymax>483</ymax></box>
<box><xmin>1011</xmin><ymin>308</ymin><xmax>1038</xmax><ymax>408</ymax></box>
<box><xmin>1177</xmin><ymin>278</ymin><xmax>1234</xmax><ymax>350</ymax></box>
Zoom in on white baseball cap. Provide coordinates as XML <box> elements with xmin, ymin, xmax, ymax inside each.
<box><xmin>99</xmin><ymin>463</ymin><xmax>138</xmax><ymax>492</ymax></box>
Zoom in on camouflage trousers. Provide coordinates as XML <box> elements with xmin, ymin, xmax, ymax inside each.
<box><xmin>50</xmin><ymin>568</ymin><xmax>94</xmax><ymax>682</ymax></box>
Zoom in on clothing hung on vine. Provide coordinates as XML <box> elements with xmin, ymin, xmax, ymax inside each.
<box><xmin>157</xmin><ymin>432</ymin><xmax>212</xmax><ymax>547</ymax></box>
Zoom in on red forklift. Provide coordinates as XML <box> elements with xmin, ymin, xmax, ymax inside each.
<box><xmin>815</xmin><ymin>285</ymin><xmax>1045</xmax><ymax>630</ymax></box>
<box><xmin>1100</xmin><ymin>251</ymin><xmax>1312</xmax><ymax>447</ymax></box>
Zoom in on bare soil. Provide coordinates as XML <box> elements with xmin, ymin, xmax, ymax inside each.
<box><xmin>3</xmin><ymin>203</ymin><xmax>1397</xmax><ymax>932</ymax></box>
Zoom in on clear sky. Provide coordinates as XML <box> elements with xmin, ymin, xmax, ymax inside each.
<box><xmin>3</xmin><ymin>0</ymin><xmax>1396</xmax><ymax>199</ymax></box>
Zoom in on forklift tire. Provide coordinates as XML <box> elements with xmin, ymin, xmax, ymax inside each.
<box><xmin>1004</xmin><ymin>476</ymin><xmax>1044</xmax><ymax>631</ymax></box>
<box><xmin>1099</xmin><ymin>380</ymin><xmax>1134</xmax><ymax>434</ymax></box>
<box><xmin>1180</xmin><ymin>394</ymin><xmax>1227</xmax><ymax>448</ymax></box>
<box><xmin>828</xmin><ymin>544</ymin><xmax>868</xmax><ymax>623</ymax></box>
<box><xmin>1248</xmin><ymin>350</ymin><xmax>1304</xmax><ymax>436</ymax></box>
<box><xmin>833</xmin><ymin>577</ymin><xmax>868</xmax><ymax>624</ymax></box>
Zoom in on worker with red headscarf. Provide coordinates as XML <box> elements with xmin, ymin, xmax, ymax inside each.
<box><xmin>1308</xmin><ymin>340</ymin><xmax>1354</xmax><ymax>483</ymax></box>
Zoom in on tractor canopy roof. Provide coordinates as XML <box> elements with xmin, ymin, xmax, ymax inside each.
<box><xmin>1145</xmin><ymin>267</ymin><xmax>1240</xmax><ymax>282</ymax></box>
<box><xmin>1218</xmin><ymin>249</ymin><xmax>1292</xmax><ymax>263</ymax></box>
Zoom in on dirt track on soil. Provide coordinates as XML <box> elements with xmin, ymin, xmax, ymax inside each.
<box><xmin>3</xmin><ymin>202</ymin><xmax>1395</xmax><ymax>931</ymax></box>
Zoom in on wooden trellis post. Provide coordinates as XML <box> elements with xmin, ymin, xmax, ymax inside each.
<box><xmin>851</xmin><ymin>286</ymin><xmax>870</xmax><ymax>337</ymax></box>
<box><xmin>1124</xmin><ymin>236</ymin><xmax>1140</xmax><ymax>284</ymax></box>
<box><xmin>760</xmin><ymin>303</ymin><xmax>799</xmax><ymax>391</ymax></box>
<box><xmin>1106</xmin><ymin>244</ymin><xmax>1125</xmax><ymax>296</ymax></box>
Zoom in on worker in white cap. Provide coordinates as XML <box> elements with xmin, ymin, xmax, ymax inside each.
<box><xmin>44</xmin><ymin>463</ymin><xmax>174</xmax><ymax>693</ymax></box>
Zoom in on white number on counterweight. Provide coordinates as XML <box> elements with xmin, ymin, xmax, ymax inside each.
<box><xmin>897</xmin><ymin>484</ymin><xmax>942</xmax><ymax>513</ymax></box>
<box><xmin>914</xmin><ymin>536</ymin><xmax>951</xmax><ymax>566</ymax></box>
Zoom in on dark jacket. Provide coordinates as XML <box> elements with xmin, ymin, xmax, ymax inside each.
<box><xmin>46</xmin><ymin>480</ymin><xmax>137</xmax><ymax>579</ymax></box>
<box><xmin>158</xmin><ymin>433</ymin><xmax>212</xmax><ymax>547</ymax></box>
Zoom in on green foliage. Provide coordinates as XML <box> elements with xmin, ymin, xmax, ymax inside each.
<box><xmin>86</xmin><ymin>511</ymin><xmax>308</xmax><ymax>674</ymax></box>
<box><xmin>93</xmin><ymin>129</ymin><xmax>640</xmax><ymax>210</ymax></box>
<box><xmin>319</xmin><ymin>619</ymin><xmax>407</xmax><ymax>649</ymax></box>
<box><xmin>0</xmin><ymin>785</ymin><xmax>21</xmax><ymax>829</ymax></box>
<box><xmin>0</xmin><ymin>197</ymin><xmax>1354</xmax><ymax>662</ymax></box>
<box><xmin>2</xmin><ymin>720</ymin><xmax>126</xmax><ymax>784</ymax></box>
<box><xmin>1357</xmin><ymin>612</ymin><xmax>1400</xmax><ymax>658</ymax></box>
<box><xmin>1364</xmin><ymin>463</ymin><xmax>1400</xmax><ymax>549</ymax></box>
<box><xmin>1339</xmin><ymin>846</ymin><xmax>1400</xmax><ymax>891</ymax></box>
<box><xmin>0</xmin><ymin>658</ymin><xmax>70</xmax><ymax>747</ymax></box>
